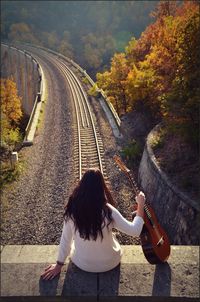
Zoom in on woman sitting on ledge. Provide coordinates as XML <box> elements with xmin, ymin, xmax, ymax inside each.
<box><xmin>41</xmin><ymin>168</ymin><xmax>145</xmax><ymax>280</ymax></box>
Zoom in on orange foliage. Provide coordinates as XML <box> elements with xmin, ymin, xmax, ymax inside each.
<box><xmin>1</xmin><ymin>77</ymin><xmax>22</xmax><ymax>125</ymax></box>
<box><xmin>96</xmin><ymin>1</ymin><xmax>199</xmax><ymax>144</ymax></box>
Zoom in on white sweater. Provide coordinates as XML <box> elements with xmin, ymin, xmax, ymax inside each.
<box><xmin>57</xmin><ymin>203</ymin><xmax>144</xmax><ymax>272</ymax></box>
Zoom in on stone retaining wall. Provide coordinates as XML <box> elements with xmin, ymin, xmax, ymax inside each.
<box><xmin>138</xmin><ymin>126</ymin><xmax>200</xmax><ymax>245</ymax></box>
<box><xmin>1</xmin><ymin>43</ymin><xmax>40</xmax><ymax>116</ymax></box>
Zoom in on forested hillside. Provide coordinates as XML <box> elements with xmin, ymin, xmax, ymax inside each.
<box><xmin>97</xmin><ymin>1</ymin><xmax>199</xmax><ymax>145</ymax></box>
<box><xmin>1</xmin><ymin>0</ymin><xmax>157</xmax><ymax>75</ymax></box>
<box><xmin>96</xmin><ymin>0</ymin><xmax>199</xmax><ymax>199</ymax></box>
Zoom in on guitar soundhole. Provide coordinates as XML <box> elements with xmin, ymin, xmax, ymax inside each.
<box><xmin>141</xmin><ymin>227</ymin><xmax>150</xmax><ymax>243</ymax></box>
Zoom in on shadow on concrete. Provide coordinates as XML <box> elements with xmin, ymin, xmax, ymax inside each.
<box><xmin>152</xmin><ymin>262</ymin><xmax>171</xmax><ymax>296</ymax></box>
<box><xmin>61</xmin><ymin>261</ymin><xmax>121</xmax><ymax>297</ymax></box>
<box><xmin>98</xmin><ymin>263</ymin><xmax>121</xmax><ymax>296</ymax></box>
<box><xmin>38</xmin><ymin>261</ymin><xmax>121</xmax><ymax>297</ymax></box>
<box><xmin>39</xmin><ymin>273</ymin><xmax>60</xmax><ymax>296</ymax></box>
<box><xmin>61</xmin><ymin>261</ymin><xmax>97</xmax><ymax>296</ymax></box>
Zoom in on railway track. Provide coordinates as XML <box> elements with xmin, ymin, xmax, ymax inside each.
<box><xmin>40</xmin><ymin>50</ymin><xmax>107</xmax><ymax>181</ymax></box>
<box><xmin>2</xmin><ymin>45</ymin><xmax>138</xmax><ymax>245</ymax></box>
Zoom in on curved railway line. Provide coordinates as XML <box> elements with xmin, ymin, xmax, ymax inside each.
<box><xmin>35</xmin><ymin>49</ymin><xmax>107</xmax><ymax>181</ymax></box>
<box><xmin>1</xmin><ymin>45</ymin><xmax>137</xmax><ymax>245</ymax></box>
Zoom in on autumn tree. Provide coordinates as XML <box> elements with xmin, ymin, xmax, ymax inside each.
<box><xmin>96</xmin><ymin>0</ymin><xmax>199</xmax><ymax>145</ymax></box>
<box><xmin>1</xmin><ymin>77</ymin><xmax>23</xmax><ymax>151</ymax></box>
<box><xmin>125</xmin><ymin>61</ymin><xmax>159</xmax><ymax>117</ymax></box>
<box><xmin>150</xmin><ymin>0</ymin><xmax>178</xmax><ymax>18</ymax></box>
<box><xmin>82</xmin><ymin>33</ymin><xmax>115</xmax><ymax>70</ymax></box>
<box><xmin>8</xmin><ymin>23</ymin><xmax>39</xmax><ymax>44</ymax></box>
<box><xmin>2</xmin><ymin>1</ymin><xmax>157</xmax><ymax>72</ymax></box>
<box><xmin>161</xmin><ymin>1</ymin><xmax>200</xmax><ymax>144</ymax></box>
<box><xmin>97</xmin><ymin>53</ymin><xmax>129</xmax><ymax>114</ymax></box>
<box><xmin>58</xmin><ymin>31</ymin><xmax>74</xmax><ymax>59</ymax></box>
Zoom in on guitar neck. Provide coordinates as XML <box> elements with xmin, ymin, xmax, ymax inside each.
<box><xmin>127</xmin><ymin>172</ymin><xmax>140</xmax><ymax>198</ymax></box>
<box><xmin>114</xmin><ymin>155</ymin><xmax>147</xmax><ymax>205</ymax></box>
<box><xmin>113</xmin><ymin>156</ymin><xmax>162</xmax><ymax>233</ymax></box>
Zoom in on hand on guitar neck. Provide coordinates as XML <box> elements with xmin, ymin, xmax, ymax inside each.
<box><xmin>135</xmin><ymin>191</ymin><xmax>145</xmax><ymax>219</ymax></box>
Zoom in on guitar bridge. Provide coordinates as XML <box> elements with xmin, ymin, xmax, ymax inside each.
<box><xmin>157</xmin><ymin>236</ymin><xmax>164</xmax><ymax>246</ymax></box>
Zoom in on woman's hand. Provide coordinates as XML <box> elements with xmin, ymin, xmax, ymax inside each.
<box><xmin>41</xmin><ymin>263</ymin><xmax>62</xmax><ymax>280</ymax></box>
<box><xmin>135</xmin><ymin>191</ymin><xmax>145</xmax><ymax>218</ymax></box>
<box><xmin>136</xmin><ymin>191</ymin><xmax>145</xmax><ymax>207</ymax></box>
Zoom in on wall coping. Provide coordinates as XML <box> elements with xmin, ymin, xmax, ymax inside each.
<box><xmin>1</xmin><ymin>42</ymin><xmax>43</xmax><ymax>145</ymax></box>
<box><xmin>1</xmin><ymin>245</ymin><xmax>199</xmax><ymax>298</ymax></box>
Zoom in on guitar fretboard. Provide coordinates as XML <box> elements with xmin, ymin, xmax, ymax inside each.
<box><xmin>114</xmin><ymin>155</ymin><xmax>154</xmax><ymax>223</ymax></box>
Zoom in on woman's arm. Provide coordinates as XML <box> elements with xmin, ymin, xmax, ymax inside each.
<box><xmin>108</xmin><ymin>191</ymin><xmax>145</xmax><ymax>237</ymax></box>
<box><xmin>41</xmin><ymin>220</ymin><xmax>73</xmax><ymax>280</ymax></box>
<box><xmin>57</xmin><ymin>219</ymin><xmax>73</xmax><ymax>263</ymax></box>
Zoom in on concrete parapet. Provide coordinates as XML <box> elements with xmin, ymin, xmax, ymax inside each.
<box><xmin>1</xmin><ymin>43</ymin><xmax>40</xmax><ymax>116</ymax></box>
<box><xmin>1</xmin><ymin>245</ymin><xmax>199</xmax><ymax>299</ymax></box>
<box><xmin>1</xmin><ymin>43</ymin><xmax>44</xmax><ymax>145</ymax></box>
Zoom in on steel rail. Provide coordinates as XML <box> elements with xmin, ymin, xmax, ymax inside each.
<box><xmin>61</xmin><ymin>60</ymin><xmax>104</xmax><ymax>174</ymax></box>
<box><xmin>57</xmin><ymin>61</ymin><xmax>82</xmax><ymax>179</ymax></box>
<box><xmin>44</xmin><ymin>52</ymin><xmax>105</xmax><ymax>179</ymax></box>
<box><xmin>41</xmin><ymin>53</ymin><xmax>82</xmax><ymax>179</ymax></box>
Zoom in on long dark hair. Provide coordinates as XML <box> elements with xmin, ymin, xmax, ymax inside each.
<box><xmin>64</xmin><ymin>168</ymin><xmax>115</xmax><ymax>240</ymax></box>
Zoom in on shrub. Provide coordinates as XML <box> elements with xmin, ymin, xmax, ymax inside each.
<box><xmin>149</xmin><ymin>127</ymin><xmax>166</xmax><ymax>150</ymax></box>
<box><xmin>121</xmin><ymin>139</ymin><xmax>142</xmax><ymax>165</ymax></box>
<box><xmin>88</xmin><ymin>84</ymin><xmax>99</xmax><ymax>97</ymax></box>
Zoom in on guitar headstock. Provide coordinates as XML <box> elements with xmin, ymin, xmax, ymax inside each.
<box><xmin>113</xmin><ymin>155</ymin><xmax>139</xmax><ymax>196</ymax></box>
<box><xmin>113</xmin><ymin>155</ymin><xmax>130</xmax><ymax>174</ymax></box>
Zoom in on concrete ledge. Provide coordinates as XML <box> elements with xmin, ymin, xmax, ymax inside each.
<box><xmin>99</xmin><ymin>97</ymin><xmax>122</xmax><ymax>138</ymax></box>
<box><xmin>1</xmin><ymin>245</ymin><xmax>199</xmax><ymax>298</ymax></box>
<box><xmin>1</xmin><ymin>43</ymin><xmax>44</xmax><ymax>146</ymax></box>
<box><xmin>23</xmin><ymin>62</ymin><xmax>47</xmax><ymax>144</ymax></box>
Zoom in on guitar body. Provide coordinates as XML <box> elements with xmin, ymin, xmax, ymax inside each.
<box><xmin>133</xmin><ymin>204</ymin><xmax>170</xmax><ymax>264</ymax></box>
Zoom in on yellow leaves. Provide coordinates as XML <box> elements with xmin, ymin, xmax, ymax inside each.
<box><xmin>0</xmin><ymin>77</ymin><xmax>22</xmax><ymax>125</ymax></box>
<box><xmin>125</xmin><ymin>37</ymin><xmax>137</xmax><ymax>56</ymax></box>
<box><xmin>111</xmin><ymin>53</ymin><xmax>128</xmax><ymax>76</ymax></box>
<box><xmin>96</xmin><ymin>71</ymin><xmax>112</xmax><ymax>91</ymax></box>
<box><xmin>1</xmin><ymin>78</ymin><xmax>23</xmax><ymax>150</ymax></box>
<box><xmin>126</xmin><ymin>68</ymin><xmax>136</xmax><ymax>83</ymax></box>
<box><xmin>97</xmin><ymin>53</ymin><xmax>128</xmax><ymax>93</ymax></box>
<box><xmin>96</xmin><ymin>0</ymin><xmax>199</xmax><ymax>124</ymax></box>
<box><xmin>88</xmin><ymin>84</ymin><xmax>99</xmax><ymax>97</ymax></box>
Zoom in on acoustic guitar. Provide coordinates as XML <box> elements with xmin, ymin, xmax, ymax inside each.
<box><xmin>114</xmin><ymin>155</ymin><xmax>170</xmax><ymax>264</ymax></box>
